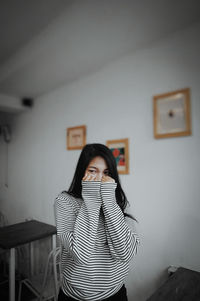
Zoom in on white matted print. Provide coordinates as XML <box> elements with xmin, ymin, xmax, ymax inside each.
<box><xmin>67</xmin><ymin>125</ymin><xmax>86</xmax><ymax>150</ymax></box>
<box><xmin>153</xmin><ymin>88</ymin><xmax>191</xmax><ymax>139</ymax></box>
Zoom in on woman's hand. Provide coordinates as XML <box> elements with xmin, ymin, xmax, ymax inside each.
<box><xmin>82</xmin><ymin>172</ymin><xmax>115</xmax><ymax>183</ymax></box>
<box><xmin>101</xmin><ymin>175</ymin><xmax>115</xmax><ymax>183</ymax></box>
<box><xmin>82</xmin><ymin>172</ymin><xmax>101</xmax><ymax>181</ymax></box>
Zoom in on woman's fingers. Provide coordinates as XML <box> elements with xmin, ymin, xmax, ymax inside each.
<box><xmin>101</xmin><ymin>175</ymin><xmax>115</xmax><ymax>183</ymax></box>
<box><xmin>82</xmin><ymin>172</ymin><xmax>87</xmax><ymax>181</ymax></box>
<box><xmin>82</xmin><ymin>173</ymin><xmax>115</xmax><ymax>182</ymax></box>
<box><xmin>82</xmin><ymin>172</ymin><xmax>97</xmax><ymax>181</ymax></box>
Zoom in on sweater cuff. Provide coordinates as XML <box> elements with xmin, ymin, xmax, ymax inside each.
<box><xmin>100</xmin><ymin>182</ymin><xmax>117</xmax><ymax>198</ymax></box>
<box><xmin>81</xmin><ymin>181</ymin><xmax>101</xmax><ymax>202</ymax></box>
<box><xmin>82</xmin><ymin>180</ymin><xmax>101</xmax><ymax>189</ymax></box>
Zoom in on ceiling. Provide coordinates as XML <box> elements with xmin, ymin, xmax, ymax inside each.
<box><xmin>0</xmin><ymin>0</ymin><xmax>71</xmax><ymax>65</ymax></box>
<box><xmin>0</xmin><ymin>0</ymin><xmax>200</xmax><ymax>98</ymax></box>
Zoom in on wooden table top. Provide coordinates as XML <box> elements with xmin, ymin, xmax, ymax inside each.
<box><xmin>0</xmin><ymin>219</ymin><xmax>57</xmax><ymax>249</ymax></box>
<box><xmin>146</xmin><ymin>267</ymin><xmax>200</xmax><ymax>301</ymax></box>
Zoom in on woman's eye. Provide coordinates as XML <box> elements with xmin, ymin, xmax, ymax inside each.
<box><xmin>104</xmin><ymin>170</ymin><xmax>109</xmax><ymax>176</ymax></box>
<box><xmin>88</xmin><ymin>169</ymin><xmax>96</xmax><ymax>173</ymax></box>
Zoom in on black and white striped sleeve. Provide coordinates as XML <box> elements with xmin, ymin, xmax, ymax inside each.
<box><xmin>101</xmin><ymin>182</ymin><xmax>139</xmax><ymax>262</ymax></box>
<box><xmin>54</xmin><ymin>181</ymin><xmax>101</xmax><ymax>264</ymax></box>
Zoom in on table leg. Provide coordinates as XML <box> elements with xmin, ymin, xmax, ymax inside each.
<box><xmin>30</xmin><ymin>241</ymin><xmax>34</xmax><ymax>276</ymax></box>
<box><xmin>9</xmin><ymin>248</ymin><xmax>15</xmax><ymax>301</ymax></box>
<box><xmin>52</xmin><ymin>234</ymin><xmax>56</xmax><ymax>249</ymax></box>
<box><xmin>52</xmin><ymin>234</ymin><xmax>58</xmax><ymax>297</ymax></box>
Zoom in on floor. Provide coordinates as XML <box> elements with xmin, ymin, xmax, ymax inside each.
<box><xmin>0</xmin><ymin>262</ymin><xmax>36</xmax><ymax>301</ymax></box>
<box><xmin>0</xmin><ymin>280</ymin><xmax>36</xmax><ymax>301</ymax></box>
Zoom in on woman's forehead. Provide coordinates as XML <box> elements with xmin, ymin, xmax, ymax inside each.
<box><xmin>88</xmin><ymin>156</ymin><xmax>108</xmax><ymax>169</ymax></box>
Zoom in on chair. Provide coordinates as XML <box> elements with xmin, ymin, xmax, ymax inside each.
<box><xmin>18</xmin><ymin>247</ymin><xmax>61</xmax><ymax>301</ymax></box>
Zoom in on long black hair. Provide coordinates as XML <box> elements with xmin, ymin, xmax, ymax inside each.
<box><xmin>68</xmin><ymin>143</ymin><xmax>134</xmax><ymax>219</ymax></box>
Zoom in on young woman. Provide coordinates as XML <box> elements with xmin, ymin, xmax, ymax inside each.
<box><xmin>54</xmin><ymin>143</ymin><xmax>139</xmax><ymax>301</ymax></box>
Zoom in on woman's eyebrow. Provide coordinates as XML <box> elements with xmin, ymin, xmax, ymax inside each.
<box><xmin>88</xmin><ymin>166</ymin><xmax>97</xmax><ymax>169</ymax></box>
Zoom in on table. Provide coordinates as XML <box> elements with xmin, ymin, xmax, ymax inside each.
<box><xmin>0</xmin><ymin>219</ymin><xmax>57</xmax><ymax>301</ymax></box>
<box><xmin>146</xmin><ymin>267</ymin><xmax>200</xmax><ymax>301</ymax></box>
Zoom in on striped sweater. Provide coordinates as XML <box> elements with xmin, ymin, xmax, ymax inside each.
<box><xmin>54</xmin><ymin>181</ymin><xmax>139</xmax><ymax>301</ymax></box>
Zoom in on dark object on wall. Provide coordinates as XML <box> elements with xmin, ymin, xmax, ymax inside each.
<box><xmin>22</xmin><ymin>98</ymin><xmax>34</xmax><ymax>108</ymax></box>
<box><xmin>0</xmin><ymin>125</ymin><xmax>11</xmax><ymax>143</ymax></box>
<box><xmin>146</xmin><ymin>267</ymin><xmax>200</xmax><ymax>301</ymax></box>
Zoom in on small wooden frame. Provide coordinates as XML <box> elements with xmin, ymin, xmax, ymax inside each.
<box><xmin>106</xmin><ymin>138</ymin><xmax>129</xmax><ymax>174</ymax></box>
<box><xmin>153</xmin><ymin>88</ymin><xmax>191</xmax><ymax>139</ymax></box>
<box><xmin>67</xmin><ymin>125</ymin><xmax>86</xmax><ymax>150</ymax></box>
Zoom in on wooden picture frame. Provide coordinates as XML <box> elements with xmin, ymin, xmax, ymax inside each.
<box><xmin>67</xmin><ymin>125</ymin><xmax>86</xmax><ymax>150</ymax></box>
<box><xmin>106</xmin><ymin>138</ymin><xmax>129</xmax><ymax>174</ymax></box>
<box><xmin>153</xmin><ymin>88</ymin><xmax>191</xmax><ymax>139</ymax></box>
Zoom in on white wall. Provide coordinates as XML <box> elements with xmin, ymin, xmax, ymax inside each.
<box><xmin>0</xmin><ymin>22</ymin><xmax>200</xmax><ymax>300</ymax></box>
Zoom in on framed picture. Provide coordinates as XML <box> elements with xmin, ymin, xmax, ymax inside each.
<box><xmin>67</xmin><ymin>125</ymin><xmax>86</xmax><ymax>150</ymax></box>
<box><xmin>106</xmin><ymin>138</ymin><xmax>129</xmax><ymax>174</ymax></box>
<box><xmin>153</xmin><ymin>88</ymin><xmax>191</xmax><ymax>139</ymax></box>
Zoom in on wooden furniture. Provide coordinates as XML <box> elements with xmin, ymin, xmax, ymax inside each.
<box><xmin>146</xmin><ymin>267</ymin><xmax>200</xmax><ymax>300</ymax></box>
<box><xmin>0</xmin><ymin>219</ymin><xmax>57</xmax><ymax>301</ymax></box>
